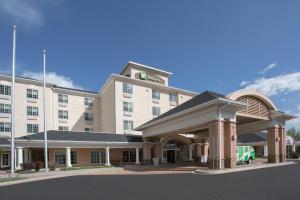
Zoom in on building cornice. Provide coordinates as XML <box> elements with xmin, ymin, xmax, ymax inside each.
<box><xmin>99</xmin><ymin>74</ymin><xmax>198</xmax><ymax>97</ymax></box>
<box><xmin>0</xmin><ymin>74</ymin><xmax>98</xmax><ymax>96</ymax></box>
<box><xmin>120</xmin><ymin>61</ymin><xmax>173</xmax><ymax>77</ymax></box>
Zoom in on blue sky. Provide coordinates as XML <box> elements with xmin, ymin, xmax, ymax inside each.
<box><xmin>0</xmin><ymin>0</ymin><xmax>299</xmax><ymax>129</ymax></box>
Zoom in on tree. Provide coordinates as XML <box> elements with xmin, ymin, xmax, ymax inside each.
<box><xmin>287</xmin><ymin>127</ymin><xmax>300</xmax><ymax>141</ymax></box>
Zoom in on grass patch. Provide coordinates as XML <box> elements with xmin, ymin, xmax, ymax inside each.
<box><xmin>62</xmin><ymin>165</ymin><xmax>112</xmax><ymax>171</ymax></box>
<box><xmin>0</xmin><ymin>177</ymin><xmax>26</xmax><ymax>183</ymax></box>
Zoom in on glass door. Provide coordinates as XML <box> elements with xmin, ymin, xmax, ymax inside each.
<box><xmin>129</xmin><ymin>150</ymin><xmax>136</xmax><ymax>163</ymax></box>
<box><xmin>122</xmin><ymin>151</ymin><xmax>129</xmax><ymax>163</ymax></box>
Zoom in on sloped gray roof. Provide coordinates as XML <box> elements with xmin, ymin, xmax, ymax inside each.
<box><xmin>136</xmin><ymin>91</ymin><xmax>227</xmax><ymax>130</ymax></box>
<box><xmin>16</xmin><ymin>130</ymin><xmax>143</xmax><ymax>143</ymax></box>
<box><xmin>237</xmin><ymin>132</ymin><xmax>267</xmax><ymax>144</ymax></box>
<box><xmin>0</xmin><ymin>138</ymin><xmax>10</xmax><ymax>146</ymax></box>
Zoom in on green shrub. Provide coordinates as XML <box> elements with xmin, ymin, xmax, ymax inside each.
<box><xmin>21</xmin><ymin>162</ymin><xmax>35</xmax><ymax>171</ymax></box>
<box><xmin>35</xmin><ymin>161</ymin><xmax>44</xmax><ymax>171</ymax></box>
<box><xmin>49</xmin><ymin>164</ymin><xmax>57</xmax><ymax>171</ymax></box>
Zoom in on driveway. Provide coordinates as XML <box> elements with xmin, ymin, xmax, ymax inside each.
<box><xmin>0</xmin><ymin>161</ymin><xmax>299</xmax><ymax>200</ymax></box>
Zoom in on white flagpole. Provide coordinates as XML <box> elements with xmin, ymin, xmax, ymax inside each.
<box><xmin>43</xmin><ymin>49</ymin><xmax>48</xmax><ymax>172</ymax></box>
<box><xmin>10</xmin><ymin>25</ymin><xmax>16</xmax><ymax>175</ymax></box>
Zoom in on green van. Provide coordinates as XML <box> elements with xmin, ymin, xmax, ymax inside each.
<box><xmin>236</xmin><ymin>146</ymin><xmax>256</xmax><ymax>164</ymax></box>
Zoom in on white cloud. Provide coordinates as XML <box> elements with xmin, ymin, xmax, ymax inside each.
<box><xmin>21</xmin><ymin>71</ymin><xmax>84</xmax><ymax>90</ymax></box>
<box><xmin>240</xmin><ymin>72</ymin><xmax>300</xmax><ymax>96</ymax></box>
<box><xmin>0</xmin><ymin>0</ymin><xmax>43</xmax><ymax>27</ymax></box>
<box><xmin>0</xmin><ymin>0</ymin><xmax>64</xmax><ymax>29</ymax></box>
<box><xmin>260</xmin><ymin>62</ymin><xmax>277</xmax><ymax>74</ymax></box>
<box><xmin>240</xmin><ymin>80</ymin><xmax>249</xmax><ymax>87</ymax></box>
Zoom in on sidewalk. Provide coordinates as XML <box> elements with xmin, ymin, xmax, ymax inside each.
<box><xmin>0</xmin><ymin>165</ymin><xmax>195</xmax><ymax>187</ymax></box>
<box><xmin>194</xmin><ymin>161</ymin><xmax>296</xmax><ymax>175</ymax></box>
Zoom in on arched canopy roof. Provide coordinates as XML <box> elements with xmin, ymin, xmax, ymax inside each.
<box><xmin>227</xmin><ymin>90</ymin><xmax>277</xmax><ymax>111</ymax></box>
<box><xmin>161</xmin><ymin>135</ymin><xmax>192</xmax><ymax>144</ymax></box>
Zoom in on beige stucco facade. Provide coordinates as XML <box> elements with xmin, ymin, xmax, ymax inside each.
<box><xmin>0</xmin><ymin>61</ymin><xmax>295</xmax><ymax>171</ymax></box>
<box><xmin>0</xmin><ymin>61</ymin><xmax>196</xmax><ymax>138</ymax></box>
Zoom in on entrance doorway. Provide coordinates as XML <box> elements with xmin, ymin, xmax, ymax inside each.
<box><xmin>162</xmin><ymin>140</ymin><xmax>190</xmax><ymax>163</ymax></box>
<box><xmin>166</xmin><ymin>150</ymin><xmax>175</xmax><ymax>163</ymax></box>
<box><xmin>122</xmin><ymin>150</ymin><xmax>136</xmax><ymax>163</ymax></box>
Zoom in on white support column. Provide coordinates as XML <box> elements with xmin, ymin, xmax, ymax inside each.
<box><xmin>292</xmin><ymin>145</ymin><xmax>296</xmax><ymax>153</ymax></box>
<box><xmin>66</xmin><ymin>147</ymin><xmax>72</xmax><ymax>168</ymax></box>
<box><xmin>16</xmin><ymin>147</ymin><xmax>23</xmax><ymax>170</ymax></box>
<box><xmin>189</xmin><ymin>145</ymin><xmax>193</xmax><ymax>161</ymax></box>
<box><xmin>135</xmin><ymin>147</ymin><xmax>140</xmax><ymax>164</ymax></box>
<box><xmin>28</xmin><ymin>149</ymin><xmax>32</xmax><ymax>163</ymax></box>
<box><xmin>14</xmin><ymin>148</ymin><xmax>17</xmax><ymax>170</ymax></box>
<box><xmin>24</xmin><ymin>148</ymin><xmax>29</xmax><ymax>163</ymax></box>
<box><xmin>106</xmin><ymin>147</ymin><xmax>111</xmax><ymax>166</ymax></box>
<box><xmin>264</xmin><ymin>144</ymin><xmax>268</xmax><ymax>158</ymax></box>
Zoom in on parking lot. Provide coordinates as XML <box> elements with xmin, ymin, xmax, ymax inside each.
<box><xmin>0</xmin><ymin>161</ymin><xmax>299</xmax><ymax>200</ymax></box>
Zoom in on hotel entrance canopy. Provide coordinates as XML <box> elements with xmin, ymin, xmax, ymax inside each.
<box><xmin>136</xmin><ymin>90</ymin><xmax>295</xmax><ymax>169</ymax></box>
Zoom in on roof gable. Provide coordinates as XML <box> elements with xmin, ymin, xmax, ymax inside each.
<box><xmin>136</xmin><ymin>91</ymin><xmax>226</xmax><ymax>129</ymax></box>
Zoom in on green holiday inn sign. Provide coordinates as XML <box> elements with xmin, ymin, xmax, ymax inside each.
<box><xmin>137</xmin><ymin>71</ymin><xmax>165</xmax><ymax>85</ymax></box>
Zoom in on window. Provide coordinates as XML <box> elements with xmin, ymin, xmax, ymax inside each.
<box><xmin>27</xmin><ymin>106</ymin><xmax>39</xmax><ymax>116</ymax></box>
<box><xmin>0</xmin><ymin>104</ymin><xmax>11</xmax><ymax>114</ymax></box>
<box><xmin>123</xmin><ymin>120</ymin><xmax>133</xmax><ymax>131</ymax></box>
<box><xmin>27</xmin><ymin>89</ymin><xmax>38</xmax><ymax>99</ymax></box>
<box><xmin>1</xmin><ymin>153</ymin><xmax>9</xmax><ymax>167</ymax></box>
<box><xmin>123</xmin><ymin>83</ymin><xmax>133</xmax><ymax>94</ymax></box>
<box><xmin>85</xmin><ymin>127</ymin><xmax>94</xmax><ymax>132</ymax></box>
<box><xmin>90</xmin><ymin>150</ymin><xmax>106</xmax><ymax>164</ymax></box>
<box><xmin>27</xmin><ymin>124</ymin><xmax>39</xmax><ymax>134</ymax></box>
<box><xmin>152</xmin><ymin>90</ymin><xmax>160</xmax><ymax>100</ymax></box>
<box><xmin>0</xmin><ymin>122</ymin><xmax>11</xmax><ymax>132</ymax></box>
<box><xmin>84</xmin><ymin>97</ymin><xmax>94</xmax><ymax>107</ymax></box>
<box><xmin>0</xmin><ymin>85</ymin><xmax>11</xmax><ymax>96</ymax></box>
<box><xmin>58</xmin><ymin>110</ymin><xmax>68</xmax><ymax>119</ymax></box>
<box><xmin>71</xmin><ymin>151</ymin><xmax>77</xmax><ymax>165</ymax></box>
<box><xmin>59</xmin><ymin>126</ymin><xmax>69</xmax><ymax>131</ymax></box>
<box><xmin>100</xmin><ymin>151</ymin><xmax>106</xmax><ymax>163</ymax></box>
<box><xmin>169</xmin><ymin>93</ymin><xmax>177</xmax><ymax>102</ymax></box>
<box><xmin>152</xmin><ymin>106</ymin><xmax>161</xmax><ymax>116</ymax></box>
<box><xmin>84</xmin><ymin>113</ymin><xmax>94</xmax><ymax>121</ymax></box>
<box><xmin>58</xmin><ymin>94</ymin><xmax>68</xmax><ymax>103</ymax></box>
<box><xmin>123</xmin><ymin>101</ymin><xmax>133</xmax><ymax>112</ymax></box>
<box><xmin>55</xmin><ymin>151</ymin><xmax>66</xmax><ymax>165</ymax></box>
<box><xmin>90</xmin><ymin>151</ymin><xmax>99</xmax><ymax>164</ymax></box>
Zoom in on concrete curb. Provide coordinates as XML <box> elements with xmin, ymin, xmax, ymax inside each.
<box><xmin>0</xmin><ymin>167</ymin><xmax>191</xmax><ymax>187</ymax></box>
<box><xmin>193</xmin><ymin>161</ymin><xmax>296</xmax><ymax>175</ymax></box>
<box><xmin>0</xmin><ymin>167</ymin><xmax>121</xmax><ymax>187</ymax></box>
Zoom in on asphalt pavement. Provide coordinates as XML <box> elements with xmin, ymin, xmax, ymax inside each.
<box><xmin>1</xmin><ymin>161</ymin><xmax>299</xmax><ymax>200</ymax></box>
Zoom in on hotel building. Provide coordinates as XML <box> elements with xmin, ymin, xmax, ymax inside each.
<box><xmin>0</xmin><ymin>61</ymin><xmax>294</xmax><ymax>170</ymax></box>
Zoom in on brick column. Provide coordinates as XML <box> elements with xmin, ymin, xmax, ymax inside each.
<box><xmin>142</xmin><ymin>143</ymin><xmax>152</xmax><ymax>165</ymax></box>
<box><xmin>201</xmin><ymin>139</ymin><xmax>209</xmax><ymax>163</ymax></box>
<box><xmin>208</xmin><ymin>120</ymin><xmax>225</xmax><ymax>169</ymax></box>
<box><xmin>224</xmin><ymin>120</ymin><xmax>237</xmax><ymax>168</ymax></box>
<box><xmin>195</xmin><ymin>143</ymin><xmax>201</xmax><ymax>162</ymax></box>
<box><xmin>278</xmin><ymin>126</ymin><xmax>286</xmax><ymax>162</ymax></box>
<box><xmin>153</xmin><ymin>143</ymin><xmax>163</xmax><ymax>163</ymax></box>
<box><xmin>267</xmin><ymin>127</ymin><xmax>280</xmax><ymax>163</ymax></box>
